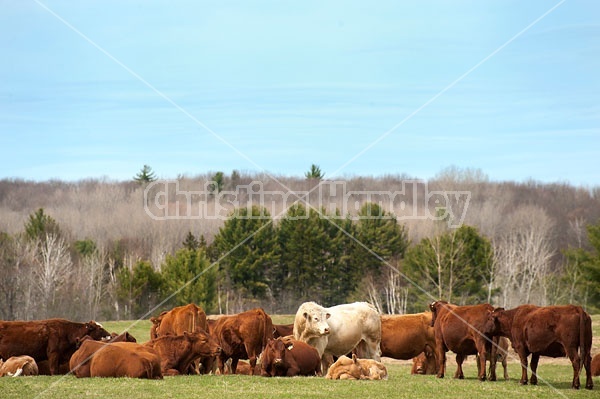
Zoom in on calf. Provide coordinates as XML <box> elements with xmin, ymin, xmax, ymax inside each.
<box><xmin>411</xmin><ymin>350</ymin><xmax>437</xmax><ymax>375</ymax></box>
<box><xmin>325</xmin><ymin>354</ymin><xmax>387</xmax><ymax>380</ymax></box>
<box><xmin>475</xmin><ymin>336</ymin><xmax>510</xmax><ymax>380</ymax></box>
<box><xmin>591</xmin><ymin>354</ymin><xmax>600</xmax><ymax>377</ymax></box>
<box><xmin>0</xmin><ymin>355</ymin><xmax>38</xmax><ymax>377</ymax></box>
<box><xmin>261</xmin><ymin>337</ymin><xmax>321</xmax><ymax>377</ymax></box>
<box><xmin>89</xmin><ymin>346</ymin><xmax>162</xmax><ymax>379</ymax></box>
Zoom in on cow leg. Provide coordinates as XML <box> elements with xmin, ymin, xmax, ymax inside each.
<box><xmin>583</xmin><ymin>349</ymin><xmax>593</xmax><ymax>390</ymax></box>
<box><xmin>516</xmin><ymin>350</ymin><xmax>529</xmax><ymax>385</ymax></box>
<box><xmin>217</xmin><ymin>355</ymin><xmax>227</xmax><ymax>375</ymax></box>
<box><xmin>435</xmin><ymin>342</ymin><xmax>446</xmax><ymax>379</ymax></box>
<box><xmin>565</xmin><ymin>347</ymin><xmax>581</xmax><ymax>389</ymax></box>
<box><xmin>502</xmin><ymin>356</ymin><xmax>509</xmax><ymax>380</ymax></box>
<box><xmin>487</xmin><ymin>339</ymin><xmax>497</xmax><ymax>382</ymax></box>
<box><xmin>454</xmin><ymin>354</ymin><xmax>465</xmax><ymax>379</ymax></box>
<box><xmin>529</xmin><ymin>354</ymin><xmax>540</xmax><ymax>386</ymax></box>
<box><xmin>321</xmin><ymin>354</ymin><xmax>334</xmax><ymax>375</ymax></box>
<box><xmin>230</xmin><ymin>358</ymin><xmax>239</xmax><ymax>375</ymax></box>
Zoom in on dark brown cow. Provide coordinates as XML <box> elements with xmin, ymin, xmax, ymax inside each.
<box><xmin>592</xmin><ymin>354</ymin><xmax>600</xmax><ymax>377</ymax></box>
<box><xmin>0</xmin><ymin>318</ymin><xmax>110</xmax><ymax>375</ymax></box>
<box><xmin>70</xmin><ymin>339</ymin><xmax>161</xmax><ymax>379</ymax></box>
<box><xmin>380</xmin><ymin>313</ymin><xmax>435</xmax><ymax>360</ymax></box>
<box><xmin>144</xmin><ymin>330</ymin><xmax>220</xmax><ymax>376</ymax></box>
<box><xmin>475</xmin><ymin>336</ymin><xmax>510</xmax><ymax>380</ymax></box>
<box><xmin>483</xmin><ymin>304</ymin><xmax>593</xmax><ymax>390</ymax></box>
<box><xmin>212</xmin><ymin>308</ymin><xmax>274</xmax><ymax>375</ymax></box>
<box><xmin>105</xmin><ymin>331</ymin><xmax>137</xmax><ymax>343</ymax></box>
<box><xmin>0</xmin><ymin>355</ymin><xmax>38</xmax><ymax>377</ymax></box>
<box><xmin>429</xmin><ymin>301</ymin><xmax>495</xmax><ymax>381</ymax></box>
<box><xmin>261</xmin><ymin>337</ymin><xmax>321</xmax><ymax>377</ymax></box>
<box><xmin>273</xmin><ymin>324</ymin><xmax>294</xmax><ymax>339</ymax></box>
<box><xmin>150</xmin><ymin>303</ymin><xmax>207</xmax><ymax>339</ymax></box>
<box><xmin>411</xmin><ymin>350</ymin><xmax>437</xmax><ymax>375</ymax></box>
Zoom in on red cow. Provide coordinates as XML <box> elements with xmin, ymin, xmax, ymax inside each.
<box><xmin>429</xmin><ymin>301</ymin><xmax>495</xmax><ymax>381</ymax></box>
<box><xmin>144</xmin><ymin>330</ymin><xmax>220</xmax><ymax>376</ymax></box>
<box><xmin>380</xmin><ymin>313</ymin><xmax>435</xmax><ymax>360</ymax></box>
<box><xmin>261</xmin><ymin>337</ymin><xmax>321</xmax><ymax>377</ymax></box>
<box><xmin>0</xmin><ymin>319</ymin><xmax>110</xmax><ymax>375</ymax></box>
<box><xmin>212</xmin><ymin>308</ymin><xmax>273</xmax><ymax>375</ymax></box>
<box><xmin>484</xmin><ymin>304</ymin><xmax>593</xmax><ymax>390</ymax></box>
<box><xmin>150</xmin><ymin>303</ymin><xmax>207</xmax><ymax>339</ymax></box>
<box><xmin>273</xmin><ymin>323</ymin><xmax>294</xmax><ymax>339</ymax></box>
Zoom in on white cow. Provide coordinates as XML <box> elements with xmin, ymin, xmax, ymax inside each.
<box><xmin>293</xmin><ymin>301</ymin><xmax>382</xmax><ymax>371</ymax></box>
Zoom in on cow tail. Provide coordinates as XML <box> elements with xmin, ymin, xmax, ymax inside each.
<box><xmin>263</xmin><ymin>311</ymin><xmax>274</xmax><ymax>350</ymax></box>
<box><xmin>579</xmin><ymin>307</ymin><xmax>591</xmax><ymax>373</ymax></box>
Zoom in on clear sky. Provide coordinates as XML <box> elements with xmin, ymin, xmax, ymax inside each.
<box><xmin>1</xmin><ymin>1</ymin><xmax>599</xmax><ymax>186</ymax></box>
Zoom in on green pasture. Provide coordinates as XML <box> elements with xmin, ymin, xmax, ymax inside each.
<box><xmin>0</xmin><ymin>315</ymin><xmax>597</xmax><ymax>399</ymax></box>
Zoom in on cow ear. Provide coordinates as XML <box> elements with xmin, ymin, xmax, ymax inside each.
<box><xmin>325</xmin><ymin>313</ymin><xmax>331</xmax><ymax>320</ymax></box>
<box><xmin>303</xmin><ymin>312</ymin><xmax>309</xmax><ymax>320</ymax></box>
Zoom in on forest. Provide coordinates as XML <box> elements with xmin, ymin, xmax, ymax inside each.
<box><xmin>0</xmin><ymin>167</ymin><xmax>599</xmax><ymax>321</ymax></box>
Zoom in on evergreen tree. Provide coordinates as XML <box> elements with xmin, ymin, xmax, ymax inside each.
<box><xmin>116</xmin><ymin>260</ymin><xmax>162</xmax><ymax>319</ymax></box>
<box><xmin>133</xmin><ymin>164</ymin><xmax>157</xmax><ymax>184</ymax></box>
<box><xmin>182</xmin><ymin>231</ymin><xmax>200</xmax><ymax>251</ymax></box>
<box><xmin>212</xmin><ymin>206</ymin><xmax>279</xmax><ymax>300</ymax></box>
<box><xmin>24</xmin><ymin>208</ymin><xmax>61</xmax><ymax>242</ymax></box>
<box><xmin>160</xmin><ymin>248</ymin><xmax>217</xmax><ymax>312</ymax></box>
<box><xmin>305</xmin><ymin>164</ymin><xmax>324</xmax><ymax>180</ymax></box>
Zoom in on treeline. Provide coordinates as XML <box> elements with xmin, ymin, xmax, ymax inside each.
<box><xmin>0</xmin><ymin>168</ymin><xmax>599</xmax><ymax>320</ymax></box>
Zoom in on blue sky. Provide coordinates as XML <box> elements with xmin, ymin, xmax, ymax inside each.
<box><xmin>1</xmin><ymin>1</ymin><xmax>599</xmax><ymax>185</ymax></box>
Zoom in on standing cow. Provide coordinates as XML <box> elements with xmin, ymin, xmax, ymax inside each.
<box><xmin>293</xmin><ymin>301</ymin><xmax>381</xmax><ymax>372</ymax></box>
<box><xmin>483</xmin><ymin>304</ymin><xmax>593</xmax><ymax>390</ymax></box>
<box><xmin>380</xmin><ymin>312</ymin><xmax>435</xmax><ymax>360</ymax></box>
<box><xmin>211</xmin><ymin>308</ymin><xmax>273</xmax><ymax>375</ymax></box>
<box><xmin>150</xmin><ymin>303</ymin><xmax>207</xmax><ymax>339</ymax></box>
<box><xmin>429</xmin><ymin>301</ymin><xmax>496</xmax><ymax>381</ymax></box>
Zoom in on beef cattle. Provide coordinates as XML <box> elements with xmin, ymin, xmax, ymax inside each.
<box><xmin>483</xmin><ymin>304</ymin><xmax>593</xmax><ymax>390</ymax></box>
<box><xmin>211</xmin><ymin>308</ymin><xmax>273</xmax><ymax>375</ymax></box>
<box><xmin>0</xmin><ymin>355</ymin><xmax>38</xmax><ymax>377</ymax></box>
<box><xmin>273</xmin><ymin>323</ymin><xmax>294</xmax><ymax>339</ymax></box>
<box><xmin>70</xmin><ymin>340</ymin><xmax>161</xmax><ymax>379</ymax></box>
<box><xmin>150</xmin><ymin>303</ymin><xmax>207</xmax><ymax>339</ymax></box>
<box><xmin>411</xmin><ymin>350</ymin><xmax>437</xmax><ymax>375</ymax></box>
<box><xmin>325</xmin><ymin>354</ymin><xmax>387</xmax><ymax>380</ymax></box>
<box><xmin>105</xmin><ymin>331</ymin><xmax>137</xmax><ymax>343</ymax></box>
<box><xmin>0</xmin><ymin>319</ymin><xmax>110</xmax><ymax>375</ymax></box>
<box><xmin>429</xmin><ymin>301</ymin><xmax>495</xmax><ymax>381</ymax></box>
<box><xmin>144</xmin><ymin>330</ymin><xmax>220</xmax><ymax>376</ymax></box>
<box><xmin>591</xmin><ymin>354</ymin><xmax>600</xmax><ymax>376</ymax></box>
<box><xmin>380</xmin><ymin>312</ymin><xmax>435</xmax><ymax>360</ymax></box>
<box><xmin>261</xmin><ymin>337</ymin><xmax>321</xmax><ymax>377</ymax></box>
<box><xmin>293</xmin><ymin>301</ymin><xmax>381</xmax><ymax>372</ymax></box>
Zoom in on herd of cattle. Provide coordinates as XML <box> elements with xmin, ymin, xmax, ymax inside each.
<box><xmin>0</xmin><ymin>300</ymin><xmax>599</xmax><ymax>389</ymax></box>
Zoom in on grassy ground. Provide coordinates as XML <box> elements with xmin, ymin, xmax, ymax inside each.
<box><xmin>1</xmin><ymin>315</ymin><xmax>597</xmax><ymax>399</ymax></box>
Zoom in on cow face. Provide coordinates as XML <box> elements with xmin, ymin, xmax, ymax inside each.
<box><xmin>185</xmin><ymin>331</ymin><xmax>221</xmax><ymax>357</ymax></box>
<box><xmin>85</xmin><ymin>321</ymin><xmax>111</xmax><ymax>341</ymax></box>
<box><xmin>303</xmin><ymin>309</ymin><xmax>331</xmax><ymax>336</ymax></box>
<box><xmin>483</xmin><ymin>308</ymin><xmax>506</xmax><ymax>336</ymax></box>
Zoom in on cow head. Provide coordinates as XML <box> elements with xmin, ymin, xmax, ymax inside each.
<box><xmin>302</xmin><ymin>309</ymin><xmax>331</xmax><ymax>337</ymax></box>
<box><xmin>85</xmin><ymin>321</ymin><xmax>111</xmax><ymax>341</ymax></box>
<box><xmin>483</xmin><ymin>308</ymin><xmax>505</xmax><ymax>336</ymax></box>
<box><xmin>185</xmin><ymin>330</ymin><xmax>221</xmax><ymax>357</ymax></box>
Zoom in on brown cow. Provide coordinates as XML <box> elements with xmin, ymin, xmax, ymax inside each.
<box><xmin>411</xmin><ymin>350</ymin><xmax>437</xmax><ymax>375</ymax></box>
<box><xmin>0</xmin><ymin>355</ymin><xmax>38</xmax><ymax>377</ymax></box>
<box><xmin>483</xmin><ymin>304</ymin><xmax>593</xmax><ymax>390</ymax></box>
<box><xmin>592</xmin><ymin>354</ymin><xmax>600</xmax><ymax>377</ymax></box>
<box><xmin>273</xmin><ymin>324</ymin><xmax>294</xmax><ymax>339</ymax></box>
<box><xmin>0</xmin><ymin>318</ymin><xmax>110</xmax><ymax>375</ymax></box>
<box><xmin>144</xmin><ymin>330</ymin><xmax>220</xmax><ymax>376</ymax></box>
<box><xmin>150</xmin><ymin>303</ymin><xmax>207</xmax><ymax>339</ymax></box>
<box><xmin>104</xmin><ymin>331</ymin><xmax>137</xmax><ymax>343</ymax></box>
<box><xmin>380</xmin><ymin>313</ymin><xmax>435</xmax><ymax>360</ymax></box>
<box><xmin>70</xmin><ymin>339</ymin><xmax>161</xmax><ymax>379</ymax></box>
<box><xmin>90</xmin><ymin>345</ymin><xmax>162</xmax><ymax>379</ymax></box>
<box><xmin>429</xmin><ymin>301</ymin><xmax>495</xmax><ymax>381</ymax></box>
<box><xmin>212</xmin><ymin>308</ymin><xmax>274</xmax><ymax>375</ymax></box>
<box><xmin>261</xmin><ymin>337</ymin><xmax>321</xmax><ymax>377</ymax></box>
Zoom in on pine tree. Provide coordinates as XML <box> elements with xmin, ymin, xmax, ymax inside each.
<box><xmin>182</xmin><ymin>231</ymin><xmax>200</xmax><ymax>251</ymax></box>
<box><xmin>25</xmin><ymin>208</ymin><xmax>61</xmax><ymax>242</ymax></box>
<box><xmin>133</xmin><ymin>165</ymin><xmax>157</xmax><ymax>184</ymax></box>
<box><xmin>305</xmin><ymin>164</ymin><xmax>324</xmax><ymax>180</ymax></box>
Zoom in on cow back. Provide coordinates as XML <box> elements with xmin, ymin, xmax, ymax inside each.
<box><xmin>380</xmin><ymin>312</ymin><xmax>435</xmax><ymax>360</ymax></box>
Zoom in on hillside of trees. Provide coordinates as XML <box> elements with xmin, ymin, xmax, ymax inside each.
<box><xmin>0</xmin><ymin>167</ymin><xmax>599</xmax><ymax>321</ymax></box>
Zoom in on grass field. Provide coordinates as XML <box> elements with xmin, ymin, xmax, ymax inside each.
<box><xmin>1</xmin><ymin>316</ymin><xmax>597</xmax><ymax>399</ymax></box>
